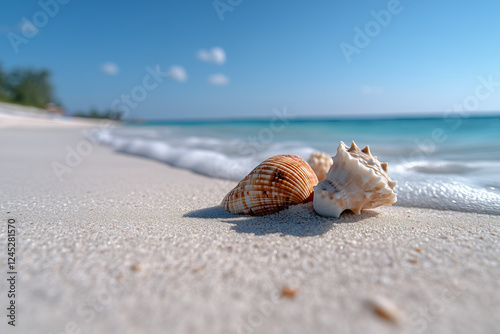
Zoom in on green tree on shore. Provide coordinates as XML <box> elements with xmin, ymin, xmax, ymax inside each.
<box><xmin>0</xmin><ymin>63</ymin><xmax>9</xmax><ymax>101</ymax></box>
<box><xmin>74</xmin><ymin>107</ymin><xmax>123</xmax><ymax>120</ymax></box>
<box><xmin>0</xmin><ymin>62</ymin><xmax>119</xmax><ymax>120</ymax></box>
<box><xmin>8</xmin><ymin>68</ymin><xmax>55</xmax><ymax>107</ymax></box>
<box><xmin>0</xmin><ymin>62</ymin><xmax>55</xmax><ymax>108</ymax></box>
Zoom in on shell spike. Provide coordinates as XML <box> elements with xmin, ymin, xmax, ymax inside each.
<box><xmin>362</xmin><ymin>146</ymin><xmax>371</xmax><ymax>155</ymax></box>
<box><xmin>349</xmin><ymin>141</ymin><xmax>360</xmax><ymax>151</ymax></box>
<box><xmin>381</xmin><ymin>162</ymin><xmax>388</xmax><ymax>172</ymax></box>
<box><xmin>338</xmin><ymin>141</ymin><xmax>348</xmax><ymax>152</ymax></box>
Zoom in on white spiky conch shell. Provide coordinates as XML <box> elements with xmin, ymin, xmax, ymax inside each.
<box><xmin>313</xmin><ymin>141</ymin><xmax>397</xmax><ymax>217</ymax></box>
<box><xmin>221</xmin><ymin>155</ymin><xmax>318</xmax><ymax>215</ymax></box>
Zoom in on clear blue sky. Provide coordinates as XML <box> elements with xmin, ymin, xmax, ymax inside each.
<box><xmin>1</xmin><ymin>0</ymin><xmax>499</xmax><ymax>119</ymax></box>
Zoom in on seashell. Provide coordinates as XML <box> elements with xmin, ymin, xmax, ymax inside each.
<box><xmin>221</xmin><ymin>155</ymin><xmax>318</xmax><ymax>215</ymax></box>
<box><xmin>307</xmin><ymin>152</ymin><xmax>333</xmax><ymax>181</ymax></box>
<box><xmin>313</xmin><ymin>141</ymin><xmax>397</xmax><ymax>217</ymax></box>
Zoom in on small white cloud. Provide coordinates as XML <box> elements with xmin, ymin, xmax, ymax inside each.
<box><xmin>197</xmin><ymin>47</ymin><xmax>226</xmax><ymax>65</ymax></box>
<box><xmin>168</xmin><ymin>65</ymin><xmax>187</xmax><ymax>82</ymax></box>
<box><xmin>361</xmin><ymin>85</ymin><xmax>383</xmax><ymax>95</ymax></box>
<box><xmin>101</xmin><ymin>62</ymin><xmax>119</xmax><ymax>76</ymax></box>
<box><xmin>208</xmin><ymin>73</ymin><xmax>229</xmax><ymax>85</ymax></box>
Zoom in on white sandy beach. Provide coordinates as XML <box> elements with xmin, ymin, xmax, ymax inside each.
<box><xmin>0</xmin><ymin>113</ymin><xmax>499</xmax><ymax>334</ymax></box>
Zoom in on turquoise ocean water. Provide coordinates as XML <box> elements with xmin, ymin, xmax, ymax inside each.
<box><xmin>90</xmin><ymin>116</ymin><xmax>500</xmax><ymax>215</ymax></box>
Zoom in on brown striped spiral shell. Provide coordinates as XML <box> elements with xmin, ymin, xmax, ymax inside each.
<box><xmin>221</xmin><ymin>155</ymin><xmax>318</xmax><ymax>215</ymax></box>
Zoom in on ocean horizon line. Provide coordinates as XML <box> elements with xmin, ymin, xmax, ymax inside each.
<box><xmin>124</xmin><ymin>111</ymin><xmax>500</xmax><ymax>125</ymax></box>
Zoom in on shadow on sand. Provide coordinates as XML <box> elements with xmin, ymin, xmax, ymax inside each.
<box><xmin>184</xmin><ymin>203</ymin><xmax>379</xmax><ymax>237</ymax></box>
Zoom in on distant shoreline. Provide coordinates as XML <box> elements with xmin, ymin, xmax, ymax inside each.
<box><xmin>0</xmin><ymin>102</ymin><xmax>120</xmax><ymax>128</ymax></box>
